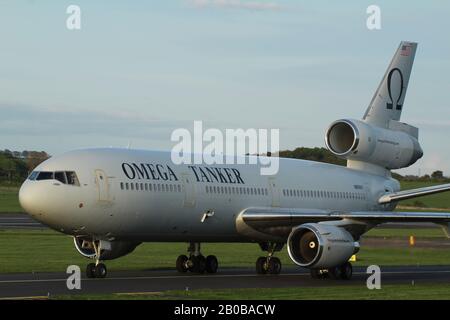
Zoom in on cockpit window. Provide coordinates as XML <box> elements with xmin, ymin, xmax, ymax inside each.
<box><xmin>66</xmin><ymin>171</ymin><xmax>80</xmax><ymax>186</ymax></box>
<box><xmin>28</xmin><ymin>171</ymin><xmax>39</xmax><ymax>181</ymax></box>
<box><xmin>36</xmin><ymin>171</ymin><xmax>54</xmax><ymax>180</ymax></box>
<box><xmin>54</xmin><ymin>171</ymin><xmax>67</xmax><ymax>184</ymax></box>
<box><xmin>29</xmin><ymin>170</ymin><xmax>80</xmax><ymax>186</ymax></box>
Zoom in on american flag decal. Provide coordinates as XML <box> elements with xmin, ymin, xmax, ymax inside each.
<box><xmin>400</xmin><ymin>45</ymin><xmax>411</xmax><ymax>56</ymax></box>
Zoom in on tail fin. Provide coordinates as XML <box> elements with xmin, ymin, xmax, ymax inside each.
<box><xmin>363</xmin><ymin>41</ymin><xmax>418</xmax><ymax>128</ymax></box>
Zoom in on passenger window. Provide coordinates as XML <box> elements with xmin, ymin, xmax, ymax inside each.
<box><xmin>126</xmin><ymin>183</ymin><xmax>129</xmax><ymax>190</ymax></box>
<box><xmin>120</xmin><ymin>182</ymin><xmax>124</xmax><ymax>190</ymax></box>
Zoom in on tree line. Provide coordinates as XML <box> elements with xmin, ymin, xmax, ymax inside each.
<box><xmin>0</xmin><ymin>150</ymin><xmax>49</xmax><ymax>184</ymax></box>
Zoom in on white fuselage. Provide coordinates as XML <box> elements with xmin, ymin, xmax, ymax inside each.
<box><xmin>19</xmin><ymin>148</ymin><xmax>400</xmax><ymax>243</ymax></box>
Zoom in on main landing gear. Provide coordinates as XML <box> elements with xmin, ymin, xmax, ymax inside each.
<box><xmin>255</xmin><ymin>242</ymin><xmax>284</xmax><ymax>275</ymax></box>
<box><xmin>310</xmin><ymin>262</ymin><xmax>353</xmax><ymax>280</ymax></box>
<box><xmin>85</xmin><ymin>240</ymin><xmax>107</xmax><ymax>279</ymax></box>
<box><xmin>176</xmin><ymin>242</ymin><xmax>218</xmax><ymax>274</ymax></box>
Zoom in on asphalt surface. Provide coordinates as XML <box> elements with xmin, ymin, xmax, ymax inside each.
<box><xmin>0</xmin><ymin>265</ymin><xmax>450</xmax><ymax>299</ymax></box>
<box><xmin>0</xmin><ymin>213</ymin><xmax>44</xmax><ymax>229</ymax></box>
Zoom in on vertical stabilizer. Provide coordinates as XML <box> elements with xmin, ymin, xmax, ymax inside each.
<box><xmin>363</xmin><ymin>41</ymin><xmax>417</xmax><ymax>128</ymax></box>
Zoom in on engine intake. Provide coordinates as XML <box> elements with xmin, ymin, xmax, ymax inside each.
<box><xmin>325</xmin><ymin>119</ymin><xmax>423</xmax><ymax>169</ymax></box>
<box><xmin>287</xmin><ymin>223</ymin><xmax>358</xmax><ymax>269</ymax></box>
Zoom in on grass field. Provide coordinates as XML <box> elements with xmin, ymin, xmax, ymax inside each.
<box><xmin>399</xmin><ymin>181</ymin><xmax>450</xmax><ymax>208</ymax></box>
<box><xmin>55</xmin><ymin>284</ymin><xmax>450</xmax><ymax>300</ymax></box>
<box><xmin>0</xmin><ymin>186</ymin><xmax>21</xmax><ymax>213</ymax></box>
<box><xmin>0</xmin><ymin>229</ymin><xmax>449</xmax><ymax>274</ymax></box>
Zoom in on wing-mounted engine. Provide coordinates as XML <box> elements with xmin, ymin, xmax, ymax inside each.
<box><xmin>287</xmin><ymin>223</ymin><xmax>359</xmax><ymax>269</ymax></box>
<box><xmin>325</xmin><ymin>118</ymin><xmax>423</xmax><ymax>170</ymax></box>
<box><xmin>74</xmin><ymin>237</ymin><xmax>140</xmax><ymax>260</ymax></box>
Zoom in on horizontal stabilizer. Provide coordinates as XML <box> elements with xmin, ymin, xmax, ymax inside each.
<box><xmin>378</xmin><ymin>183</ymin><xmax>450</xmax><ymax>204</ymax></box>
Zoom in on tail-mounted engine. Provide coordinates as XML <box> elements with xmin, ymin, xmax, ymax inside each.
<box><xmin>325</xmin><ymin>119</ymin><xmax>423</xmax><ymax>169</ymax></box>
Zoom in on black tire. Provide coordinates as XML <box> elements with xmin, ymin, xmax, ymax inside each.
<box><xmin>328</xmin><ymin>266</ymin><xmax>342</xmax><ymax>280</ymax></box>
<box><xmin>256</xmin><ymin>257</ymin><xmax>267</xmax><ymax>274</ymax></box>
<box><xmin>205</xmin><ymin>255</ymin><xmax>218</xmax><ymax>274</ymax></box>
<box><xmin>190</xmin><ymin>255</ymin><xmax>206</xmax><ymax>273</ymax></box>
<box><xmin>339</xmin><ymin>262</ymin><xmax>352</xmax><ymax>280</ymax></box>
<box><xmin>86</xmin><ymin>263</ymin><xmax>96</xmax><ymax>278</ymax></box>
<box><xmin>267</xmin><ymin>257</ymin><xmax>282</xmax><ymax>275</ymax></box>
<box><xmin>176</xmin><ymin>255</ymin><xmax>189</xmax><ymax>273</ymax></box>
<box><xmin>95</xmin><ymin>263</ymin><xmax>107</xmax><ymax>278</ymax></box>
<box><xmin>310</xmin><ymin>269</ymin><xmax>322</xmax><ymax>279</ymax></box>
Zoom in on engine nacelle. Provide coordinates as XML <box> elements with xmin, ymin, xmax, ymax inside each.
<box><xmin>74</xmin><ymin>237</ymin><xmax>140</xmax><ymax>260</ymax></box>
<box><xmin>287</xmin><ymin>223</ymin><xmax>359</xmax><ymax>269</ymax></box>
<box><xmin>325</xmin><ymin>119</ymin><xmax>423</xmax><ymax>169</ymax></box>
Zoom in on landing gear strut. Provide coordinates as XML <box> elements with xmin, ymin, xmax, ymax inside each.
<box><xmin>176</xmin><ymin>242</ymin><xmax>218</xmax><ymax>274</ymax></box>
<box><xmin>255</xmin><ymin>242</ymin><xmax>283</xmax><ymax>275</ymax></box>
<box><xmin>85</xmin><ymin>240</ymin><xmax>107</xmax><ymax>279</ymax></box>
<box><xmin>310</xmin><ymin>262</ymin><xmax>353</xmax><ymax>280</ymax></box>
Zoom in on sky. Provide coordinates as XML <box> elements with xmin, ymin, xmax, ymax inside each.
<box><xmin>0</xmin><ymin>1</ymin><xmax>449</xmax><ymax>175</ymax></box>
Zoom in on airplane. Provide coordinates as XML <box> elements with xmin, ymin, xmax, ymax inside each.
<box><xmin>19</xmin><ymin>41</ymin><xmax>450</xmax><ymax>280</ymax></box>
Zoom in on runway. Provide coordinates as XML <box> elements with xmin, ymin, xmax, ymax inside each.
<box><xmin>0</xmin><ymin>213</ymin><xmax>44</xmax><ymax>229</ymax></box>
<box><xmin>0</xmin><ymin>265</ymin><xmax>450</xmax><ymax>299</ymax></box>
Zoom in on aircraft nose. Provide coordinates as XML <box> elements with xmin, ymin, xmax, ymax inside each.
<box><xmin>19</xmin><ymin>181</ymin><xmax>42</xmax><ymax>217</ymax></box>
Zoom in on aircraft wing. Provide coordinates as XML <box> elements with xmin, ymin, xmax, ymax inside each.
<box><xmin>236</xmin><ymin>207</ymin><xmax>450</xmax><ymax>241</ymax></box>
<box><xmin>378</xmin><ymin>183</ymin><xmax>450</xmax><ymax>204</ymax></box>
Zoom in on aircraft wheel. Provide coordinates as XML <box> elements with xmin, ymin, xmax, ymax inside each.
<box><xmin>86</xmin><ymin>263</ymin><xmax>96</xmax><ymax>278</ymax></box>
<box><xmin>339</xmin><ymin>262</ymin><xmax>353</xmax><ymax>280</ymax></box>
<box><xmin>176</xmin><ymin>255</ymin><xmax>189</xmax><ymax>273</ymax></box>
<box><xmin>267</xmin><ymin>257</ymin><xmax>282</xmax><ymax>275</ymax></box>
<box><xmin>256</xmin><ymin>257</ymin><xmax>267</xmax><ymax>274</ymax></box>
<box><xmin>328</xmin><ymin>266</ymin><xmax>342</xmax><ymax>280</ymax></box>
<box><xmin>310</xmin><ymin>269</ymin><xmax>320</xmax><ymax>279</ymax></box>
<box><xmin>95</xmin><ymin>263</ymin><xmax>107</xmax><ymax>278</ymax></box>
<box><xmin>190</xmin><ymin>255</ymin><xmax>206</xmax><ymax>274</ymax></box>
<box><xmin>310</xmin><ymin>269</ymin><xmax>327</xmax><ymax>279</ymax></box>
<box><xmin>205</xmin><ymin>255</ymin><xmax>218</xmax><ymax>274</ymax></box>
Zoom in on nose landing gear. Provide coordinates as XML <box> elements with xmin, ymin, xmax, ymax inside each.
<box><xmin>176</xmin><ymin>242</ymin><xmax>218</xmax><ymax>274</ymax></box>
<box><xmin>85</xmin><ymin>240</ymin><xmax>107</xmax><ymax>279</ymax></box>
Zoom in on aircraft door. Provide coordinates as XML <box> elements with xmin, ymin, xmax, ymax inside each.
<box><xmin>95</xmin><ymin>169</ymin><xmax>110</xmax><ymax>202</ymax></box>
<box><xmin>268</xmin><ymin>177</ymin><xmax>280</xmax><ymax>207</ymax></box>
<box><xmin>181</xmin><ymin>173</ymin><xmax>196</xmax><ymax>207</ymax></box>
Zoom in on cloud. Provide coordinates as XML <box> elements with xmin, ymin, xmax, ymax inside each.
<box><xmin>188</xmin><ymin>0</ymin><xmax>282</xmax><ymax>11</ymax></box>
